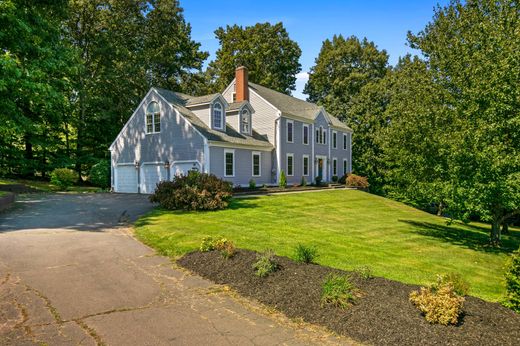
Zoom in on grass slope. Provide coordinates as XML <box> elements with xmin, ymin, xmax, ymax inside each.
<box><xmin>135</xmin><ymin>190</ymin><xmax>520</xmax><ymax>302</ymax></box>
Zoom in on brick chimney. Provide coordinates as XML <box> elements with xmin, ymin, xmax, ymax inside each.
<box><xmin>235</xmin><ymin>66</ymin><xmax>249</xmax><ymax>102</ymax></box>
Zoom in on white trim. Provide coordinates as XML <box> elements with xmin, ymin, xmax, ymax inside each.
<box><xmin>203</xmin><ymin>139</ymin><xmax>210</xmax><ymax>173</ymax></box>
<box><xmin>224</xmin><ymin>148</ymin><xmax>235</xmax><ymax>177</ymax></box>
<box><xmin>286</xmin><ymin>119</ymin><xmax>294</xmax><ymax>143</ymax></box>
<box><xmin>212</xmin><ymin>101</ymin><xmax>224</xmax><ymax>130</ymax></box>
<box><xmin>311</xmin><ymin>123</ymin><xmax>315</xmax><ymax>179</ymax></box>
<box><xmin>275</xmin><ymin>114</ymin><xmax>282</xmax><ymax>182</ymax></box>
<box><xmin>240</xmin><ymin>108</ymin><xmax>252</xmax><ymax>135</ymax></box>
<box><xmin>315</xmin><ymin>155</ymin><xmax>327</xmax><ymax>182</ymax></box>
<box><xmin>286</xmin><ymin>153</ymin><xmax>294</xmax><ymax>176</ymax></box>
<box><xmin>332</xmin><ymin>157</ymin><xmax>338</xmax><ymax>177</ymax></box>
<box><xmin>332</xmin><ymin>131</ymin><xmax>337</xmax><ymax>149</ymax></box>
<box><xmin>328</xmin><ymin>128</ymin><xmax>331</xmax><ymax>178</ymax></box>
<box><xmin>343</xmin><ymin>133</ymin><xmax>348</xmax><ymax>150</ymax></box>
<box><xmin>141</xmin><ymin>161</ymin><xmax>165</xmax><ymax>165</ymax></box>
<box><xmin>208</xmin><ymin>141</ymin><xmax>272</xmax><ymax>151</ymax></box>
<box><xmin>251</xmin><ymin>151</ymin><xmax>261</xmax><ymax>177</ymax></box>
<box><xmin>302</xmin><ymin>124</ymin><xmax>309</xmax><ymax>145</ymax></box>
<box><xmin>349</xmin><ymin>133</ymin><xmax>352</xmax><ymax>172</ymax></box>
<box><xmin>302</xmin><ymin>155</ymin><xmax>310</xmax><ymax>176</ymax></box>
<box><xmin>145</xmin><ymin>101</ymin><xmax>161</xmax><ymax>134</ymax></box>
<box><xmin>115</xmin><ymin>162</ymin><xmax>137</xmax><ymax>166</ymax></box>
<box><xmin>343</xmin><ymin>159</ymin><xmax>348</xmax><ymax>175</ymax></box>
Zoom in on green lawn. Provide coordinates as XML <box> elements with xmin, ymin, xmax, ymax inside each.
<box><xmin>0</xmin><ymin>178</ymin><xmax>101</xmax><ymax>193</ymax></box>
<box><xmin>134</xmin><ymin>190</ymin><xmax>520</xmax><ymax>302</ymax></box>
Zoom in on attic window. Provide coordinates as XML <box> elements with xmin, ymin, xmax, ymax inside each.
<box><xmin>146</xmin><ymin>101</ymin><xmax>160</xmax><ymax>133</ymax></box>
<box><xmin>240</xmin><ymin>109</ymin><xmax>250</xmax><ymax>134</ymax></box>
<box><xmin>213</xmin><ymin>102</ymin><xmax>223</xmax><ymax>129</ymax></box>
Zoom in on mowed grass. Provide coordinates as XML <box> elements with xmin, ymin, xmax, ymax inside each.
<box><xmin>134</xmin><ymin>190</ymin><xmax>520</xmax><ymax>302</ymax></box>
<box><xmin>0</xmin><ymin>178</ymin><xmax>100</xmax><ymax>193</ymax></box>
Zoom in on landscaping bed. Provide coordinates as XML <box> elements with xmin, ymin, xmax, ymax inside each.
<box><xmin>178</xmin><ymin>249</ymin><xmax>520</xmax><ymax>346</ymax></box>
<box><xmin>0</xmin><ymin>183</ymin><xmax>41</xmax><ymax>194</ymax></box>
<box><xmin>233</xmin><ymin>184</ymin><xmax>346</xmax><ymax>196</ymax></box>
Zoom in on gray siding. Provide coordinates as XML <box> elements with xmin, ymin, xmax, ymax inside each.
<box><xmin>188</xmin><ymin>104</ymin><xmax>211</xmax><ymax>128</ymax></box>
<box><xmin>278</xmin><ymin>117</ymin><xmax>313</xmax><ymax>185</ymax></box>
<box><xmin>111</xmin><ymin>89</ymin><xmax>205</xmax><ymax>174</ymax></box>
<box><xmin>330</xmin><ymin>130</ymin><xmax>352</xmax><ymax>177</ymax></box>
<box><xmin>209</xmin><ymin>146</ymin><xmax>272</xmax><ymax>186</ymax></box>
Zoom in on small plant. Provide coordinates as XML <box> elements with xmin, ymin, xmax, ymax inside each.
<box><xmin>346</xmin><ymin>174</ymin><xmax>369</xmax><ymax>188</ymax></box>
<box><xmin>294</xmin><ymin>244</ymin><xmax>318</xmax><ymax>264</ymax></box>
<box><xmin>331</xmin><ymin>175</ymin><xmax>339</xmax><ymax>183</ymax></box>
<box><xmin>300</xmin><ymin>176</ymin><xmax>307</xmax><ymax>187</ymax></box>
<box><xmin>409</xmin><ymin>273</ymin><xmax>467</xmax><ymax>325</ymax></box>
<box><xmin>354</xmin><ymin>265</ymin><xmax>373</xmax><ymax>280</ymax></box>
<box><xmin>504</xmin><ymin>246</ymin><xmax>520</xmax><ymax>312</ymax></box>
<box><xmin>50</xmin><ymin>168</ymin><xmax>77</xmax><ymax>190</ymax></box>
<box><xmin>89</xmin><ymin>160</ymin><xmax>110</xmax><ymax>188</ymax></box>
<box><xmin>214</xmin><ymin>238</ymin><xmax>235</xmax><ymax>259</ymax></box>
<box><xmin>200</xmin><ymin>236</ymin><xmax>216</xmax><ymax>252</ymax></box>
<box><xmin>321</xmin><ymin>274</ymin><xmax>356</xmax><ymax>309</ymax></box>
<box><xmin>249</xmin><ymin>178</ymin><xmax>256</xmax><ymax>189</ymax></box>
<box><xmin>279</xmin><ymin>170</ymin><xmax>287</xmax><ymax>188</ymax></box>
<box><xmin>338</xmin><ymin>174</ymin><xmax>347</xmax><ymax>184</ymax></box>
<box><xmin>252</xmin><ymin>249</ymin><xmax>279</xmax><ymax>277</ymax></box>
<box><xmin>315</xmin><ymin>175</ymin><xmax>323</xmax><ymax>186</ymax></box>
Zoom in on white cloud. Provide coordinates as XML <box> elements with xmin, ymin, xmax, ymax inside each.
<box><xmin>295</xmin><ymin>72</ymin><xmax>309</xmax><ymax>81</ymax></box>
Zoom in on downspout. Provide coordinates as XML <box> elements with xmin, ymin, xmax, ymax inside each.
<box><xmin>311</xmin><ymin>123</ymin><xmax>315</xmax><ymax>181</ymax></box>
<box><xmin>349</xmin><ymin>132</ymin><xmax>352</xmax><ymax>172</ymax></box>
<box><xmin>203</xmin><ymin>138</ymin><xmax>210</xmax><ymax>174</ymax></box>
<box><xmin>275</xmin><ymin>112</ymin><xmax>282</xmax><ymax>183</ymax></box>
<box><xmin>328</xmin><ymin>127</ymin><xmax>331</xmax><ymax>181</ymax></box>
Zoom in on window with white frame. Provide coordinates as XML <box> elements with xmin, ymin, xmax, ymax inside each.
<box><xmin>332</xmin><ymin>131</ymin><xmax>337</xmax><ymax>149</ymax></box>
<box><xmin>252</xmin><ymin>152</ymin><xmax>261</xmax><ymax>177</ymax></box>
<box><xmin>316</xmin><ymin>126</ymin><xmax>327</xmax><ymax>145</ymax></box>
<box><xmin>241</xmin><ymin>109</ymin><xmax>250</xmax><ymax>134</ymax></box>
<box><xmin>224</xmin><ymin>149</ymin><xmax>234</xmax><ymax>176</ymax></box>
<box><xmin>323</xmin><ymin>129</ymin><xmax>327</xmax><ymax>145</ymax></box>
<box><xmin>343</xmin><ymin>133</ymin><xmax>347</xmax><ymax>150</ymax></box>
<box><xmin>333</xmin><ymin>158</ymin><xmax>338</xmax><ymax>176</ymax></box>
<box><xmin>213</xmin><ymin>102</ymin><xmax>223</xmax><ymax>129</ymax></box>
<box><xmin>286</xmin><ymin>153</ymin><xmax>294</xmax><ymax>176</ymax></box>
<box><xmin>302</xmin><ymin>155</ymin><xmax>309</xmax><ymax>176</ymax></box>
<box><xmin>343</xmin><ymin>159</ymin><xmax>348</xmax><ymax>175</ymax></box>
<box><xmin>303</xmin><ymin>124</ymin><xmax>309</xmax><ymax>145</ymax></box>
<box><xmin>145</xmin><ymin>101</ymin><xmax>160</xmax><ymax>133</ymax></box>
<box><xmin>286</xmin><ymin>120</ymin><xmax>293</xmax><ymax>143</ymax></box>
<box><xmin>315</xmin><ymin>128</ymin><xmax>319</xmax><ymax>143</ymax></box>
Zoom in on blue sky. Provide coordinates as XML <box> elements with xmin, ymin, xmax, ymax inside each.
<box><xmin>182</xmin><ymin>0</ymin><xmax>448</xmax><ymax>99</ymax></box>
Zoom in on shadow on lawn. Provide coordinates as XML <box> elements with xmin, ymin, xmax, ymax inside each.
<box><xmin>400</xmin><ymin>219</ymin><xmax>520</xmax><ymax>254</ymax></box>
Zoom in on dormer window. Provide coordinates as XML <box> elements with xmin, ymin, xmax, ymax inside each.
<box><xmin>240</xmin><ymin>109</ymin><xmax>250</xmax><ymax>134</ymax></box>
<box><xmin>213</xmin><ymin>102</ymin><xmax>223</xmax><ymax>129</ymax></box>
<box><xmin>146</xmin><ymin>101</ymin><xmax>160</xmax><ymax>133</ymax></box>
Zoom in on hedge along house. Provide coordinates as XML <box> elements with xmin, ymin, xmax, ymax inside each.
<box><xmin>110</xmin><ymin>67</ymin><xmax>352</xmax><ymax>193</ymax></box>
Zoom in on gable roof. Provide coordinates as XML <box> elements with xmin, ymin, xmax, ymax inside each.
<box><xmin>248</xmin><ymin>82</ymin><xmax>352</xmax><ymax>131</ymax></box>
<box><xmin>154</xmin><ymin>88</ymin><xmax>272</xmax><ymax>149</ymax></box>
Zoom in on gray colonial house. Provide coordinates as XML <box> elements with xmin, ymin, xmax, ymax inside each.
<box><xmin>110</xmin><ymin>67</ymin><xmax>352</xmax><ymax>193</ymax></box>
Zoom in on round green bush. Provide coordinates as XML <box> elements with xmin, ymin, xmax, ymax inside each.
<box><xmin>505</xmin><ymin>247</ymin><xmax>520</xmax><ymax>312</ymax></box>
<box><xmin>50</xmin><ymin>168</ymin><xmax>77</xmax><ymax>190</ymax></box>
<box><xmin>89</xmin><ymin>160</ymin><xmax>110</xmax><ymax>188</ymax></box>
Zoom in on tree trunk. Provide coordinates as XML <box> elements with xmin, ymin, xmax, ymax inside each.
<box><xmin>502</xmin><ymin>222</ymin><xmax>509</xmax><ymax>235</ymax></box>
<box><xmin>490</xmin><ymin>220</ymin><xmax>501</xmax><ymax>246</ymax></box>
<box><xmin>437</xmin><ymin>201</ymin><xmax>444</xmax><ymax>216</ymax></box>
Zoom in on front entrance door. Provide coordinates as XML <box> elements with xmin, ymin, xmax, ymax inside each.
<box><xmin>317</xmin><ymin>158</ymin><xmax>323</xmax><ymax>180</ymax></box>
<box><xmin>315</xmin><ymin>155</ymin><xmax>327</xmax><ymax>182</ymax></box>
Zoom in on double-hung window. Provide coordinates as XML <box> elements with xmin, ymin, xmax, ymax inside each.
<box><xmin>333</xmin><ymin>158</ymin><xmax>338</xmax><ymax>176</ymax></box>
<box><xmin>252</xmin><ymin>152</ymin><xmax>261</xmax><ymax>177</ymax></box>
<box><xmin>224</xmin><ymin>149</ymin><xmax>234</xmax><ymax>177</ymax></box>
<box><xmin>241</xmin><ymin>109</ymin><xmax>250</xmax><ymax>134</ymax></box>
<box><xmin>286</xmin><ymin>120</ymin><xmax>294</xmax><ymax>143</ymax></box>
<box><xmin>286</xmin><ymin>153</ymin><xmax>294</xmax><ymax>176</ymax></box>
<box><xmin>302</xmin><ymin>124</ymin><xmax>309</xmax><ymax>145</ymax></box>
<box><xmin>145</xmin><ymin>102</ymin><xmax>160</xmax><ymax>133</ymax></box>
<box><xmin>213</xmin><ymin>102</ymin><xmax>223</xmax><ymax>129</ymax></box>
<box><xmin>332</xmin><ymin>131</ymin><xmax>337</xmax><ymax>149</ymax></box>
<box><xmin>343</xmin><ymin>134</ymin><xmax>348</xmax><ymax>150</ymax></box>
<box><xmin>303</xmin><ymin>155</ymin><xmax>309</xmax><ymax>176</ymax></box>
<box><xmin>343</xmin><ymin>159</ymin><xmax>348</xmax><ymax>175</ymax></box>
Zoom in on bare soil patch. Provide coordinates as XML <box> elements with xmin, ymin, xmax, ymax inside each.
<box><xmin>178</xmin><ymin>249</ymin><xmax>520</xmax><ymax>346</ymax></box>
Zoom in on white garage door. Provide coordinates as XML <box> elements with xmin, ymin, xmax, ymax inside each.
<box><xmin>141</xmin><ymin>164</ymin><xmax>167</xmax><ymax>194</ymax></box>
<box><xmin>115</xmin><ymin>165</ymin><xmax>138</xmax><ymax>193</ymax></box>
<box><xmin>171</xmin><ymin>161</ymin><xmax>200</xmax><ymax>177</ymax></box>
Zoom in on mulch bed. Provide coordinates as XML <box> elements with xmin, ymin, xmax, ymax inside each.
<box><xmin>0</xmin><ymin>184</ymin><xmax>41</xmax><ymax>194</ymax></box>
<box><xmin>178</xmin><ymin>249</ymin><xmax>520</xmax><ymax>346</ymax></box>
<box><xmin>233</xmin><ymin>185</ymin><xmax>347</xmax><ymax>196</ymax></box>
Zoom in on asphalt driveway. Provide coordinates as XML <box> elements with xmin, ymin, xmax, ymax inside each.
<box><xmin>0</xmin><ymin>193</ymin><xmax>348</xmax><ymax>345</ymax></box>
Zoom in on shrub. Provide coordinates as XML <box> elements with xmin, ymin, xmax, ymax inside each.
<box><xmin>200</xmin><ymin>236</ymin><xmax>216</xmax><ymax>252</ymax></box>
<box><xmin>409</xmin><ymin>282</ymin><xmax>465</xmax><ymax>325</ymax></box>
<box><xmin>252</xmin><ymin>250</ymin><xmax>279</xmax><ymax>277</ymax></box>
<box><xmin>89</xmin><ymin>160</ymin><xmax>110</xmax><ymax>188</ymax></box>
<box><xmin>300</xmin><ymin>176</ymin><xmax>307</xmax><ymax>187</ymax></box>
<box><xmin>279</xmin><ymin>170</ymin><xmax>287</xmax><ymax>188</ymax></box>
<box><xmin>354</xmin><ymin>265</ymin><xmax>373</xmax><ymax>280</ymax></box>
<box><xmin>433</xmin><ymin>273</ymin><xmax>470</xmax><ymax>296</ymax></box>
<box><xmin>315</xmin><ymin>175</ymin><xmax>323</xmax><ymax>186</ymax></box>
<box><xmin>505</xmin><ymin>247</ymin><xmax>520</xmax><ymax>312</ymax></box>
<box><xmin>149</xmin><ymin>171</ymin><xmax>232</xmax><ymax>211</ymax></box>
<box><xmin>331</xmin><ymin>175</ymin><xmax>338</xmax><ymax>183</ymax></box>
<box><xmin>346</xmin><ymin>174</ymin><xmax>369</xmax><ymax>188</ymax></box>
<box><xmin>50</xmin><ymin>168</ymin><xmax>77</xmax><ymax>190</ymax></box>
<box><xmin>338</xmin><ymin>174</ymin><xmax>347</xmax><ymax>184</ymax></box>
<box><xmin>321</xmin><ymin>274</ymin><xmax>356</xmax><ymax>309</ymax></box>
<box><xmin>248</xmin><ymin>178</ymin><xmax>256</xmax><ymax>189</ymax></box>
<box><xmin>294</xmin><ymin>244</ymin><xmax>318</xmax><ymax>264</ymax></box>
<box><xmin>214</xmin><ymin>238</ymin><xmax>235</xmax><ymax>259</ymax></box>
